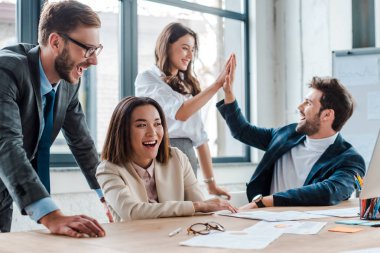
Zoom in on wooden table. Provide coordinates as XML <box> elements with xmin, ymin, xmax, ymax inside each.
<box><xmin>1</xmin><ymin>199</ymin><xmax>379</xmax><ymax>253</ymax></box>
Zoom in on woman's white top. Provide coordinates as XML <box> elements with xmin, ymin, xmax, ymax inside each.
<box><xmin>135</xmin><ymin>65</ymin><xmax>208</xmax><ymax>148</ymax></box>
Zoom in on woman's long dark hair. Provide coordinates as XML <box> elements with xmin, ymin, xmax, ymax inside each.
<box><xmin>155</xmin><ymin>22</ymin><xmax>201</xmax><ymax>96</ymax></box>
<box><xmin>101</xmin><ymin>96</ymin><xmax>170</xmax><ymax>165</ymax></box>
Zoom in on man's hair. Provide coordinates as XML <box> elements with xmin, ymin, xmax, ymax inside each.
<box><xmin>309</xmin><ymin>76</ymin><xmax>354</xmax><ymax>131</ymax></box>
<box><xmin>38</xmin><ymin>0</ymin><xmax>101</xmax><ymax>46</ymax></box>
<box><xmin>101</xmin><ymin>96</ymin><xmax>170</xmax><ymax>166</ymax></box>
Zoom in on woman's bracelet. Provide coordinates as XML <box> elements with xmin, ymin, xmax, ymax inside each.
<box><xmin>203</xmin><ymin>177</ymin><xmax>215</xmax><ymax>184</ymax></box>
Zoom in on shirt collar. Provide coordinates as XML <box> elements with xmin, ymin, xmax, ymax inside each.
<box><xmin>132</xmin><ymin>160</ymin><xmax>155</xmax><ymax>178</ymax></box>
<box><xmin>39</xmin><ymin>57</ymin><xmax>59</xmax><ymax>96</ymax></box>
<box><xmin>152</xmin><ymin>64</ymin><xmax>186</xmax><ymax>84</ymax></box>
<box><xmin>151</xmin><ymin>65</ymin><xmax>165</xmax><ymax>78</ymax></box>
<box><xmin>305</xmin><ymin>132</ymin><xmax>339</xmax><ymax>151</ymax></box>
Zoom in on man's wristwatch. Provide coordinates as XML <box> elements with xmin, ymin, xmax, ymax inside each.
<box><xmin>252</xmin><ymin>194</ymin><xmax>265</xmax><ymax>208</ymax></box>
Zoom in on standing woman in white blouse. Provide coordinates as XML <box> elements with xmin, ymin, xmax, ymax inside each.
<box><xmin>135</xmin><ymin>22</ymin><xmax>236</xmax><ymax>199</ymax></box>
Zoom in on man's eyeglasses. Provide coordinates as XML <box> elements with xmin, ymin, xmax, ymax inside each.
<box><xmin>187</xmin><ymin>222</ymin><xmax>225</xmax><ymax>235</ymax></box>
<box><xmin>59</xmin><ymin>33</ymin><xmax>103</xmax><ymax>58</ymax></box>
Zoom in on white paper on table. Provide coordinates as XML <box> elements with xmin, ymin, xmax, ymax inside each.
<box><xmin>244</xmin><ymin>221</ymin><xmax>326</xmax><ymax>235</ymax></box>
<box><xmin>304</xmin><ymin>207</ymin><xmax>359</xmax><ymax>218</ymax></box>
<box><xmin>340</xmin><ymin>247</ymin><xmax>380</xmax><ymax>253</ymax></box>
<box><xmin>218</xmin><ymin>210</ymin><xmax>325</xmax><ymax>221</ymax></box>
<box><xmin>180</xmin><ymin>229</ymin><xmax>282</xmax><ymax>250</ymax></box>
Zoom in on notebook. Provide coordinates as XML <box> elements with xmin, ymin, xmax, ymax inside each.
<box><xmin>360</xmin><ymin>131</ymin><xmax>380</xmax><ymax>199</ymax></box>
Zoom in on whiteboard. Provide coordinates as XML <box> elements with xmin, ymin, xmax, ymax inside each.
<box><xmin>332</xmin><ymin>48</ymin><xmax>380</xmax><ymax>165</ymax></box>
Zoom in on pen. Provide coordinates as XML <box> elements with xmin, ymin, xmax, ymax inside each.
<box><xmin>168</xmin><ymin>227</ymin><xmax>182</xmax><ymax>237</ymax></box>
<box><xmin>357</xmin><ymin>174</ymin><xmax>363</xmax><ymax>187</ymax></box>
<box><xmin>354</xmin><ymin>176</ymin><xmax>361</xmax><ymax>191</ymax></box>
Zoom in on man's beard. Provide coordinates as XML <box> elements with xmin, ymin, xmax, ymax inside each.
<box><xmin>54</xmin><ymin>46</ymin><xmax>76</xmax><ymax>84</ymax></box>
<box><xmin>296</xmin><ymin>113</ymin><xmax>321</xmax><ymax>136</ymax></box>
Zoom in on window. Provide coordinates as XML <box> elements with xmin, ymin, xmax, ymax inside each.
<box><xmin>48</xmin><ymin>1</ymin><xmax>120</xmax><ymax>165</ymax></box>
<box><xmin>182</xmin><ymin>0</ymin><xmax>244</xmax><ymax>13</ymax></box>
<box><xmin>0</xmin><ymin>0</ymin><xmax>16</xmax><ymax>49</ymax></box>
<box><xmin>16</xmin><ymin>0</ymin><xmax>250</xmax><ymax>166</ymax></box>
<box><xmin>137</xmin><ymin>0</ymin><xmax>249</xmax><ymax>162</ymax></box>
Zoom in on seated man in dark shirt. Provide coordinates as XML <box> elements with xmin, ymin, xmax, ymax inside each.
<box><xmin>217</xmin><ymin>76</ymin><xmax>365</xmax><ymax>209</ymax></box>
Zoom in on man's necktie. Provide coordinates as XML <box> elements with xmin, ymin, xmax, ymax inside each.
<box><xmin>37</xmin><ymin>89</ymin><xmax>56</xmax><ymax>193</ymax></box>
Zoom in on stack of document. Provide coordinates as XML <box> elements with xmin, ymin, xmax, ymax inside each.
<box><xmin>181</xmin><ymin>208</ymin><xmax>357</xmax><ymax>250</ymax></box>
<box><xmin>217</xmin><ymin>210</ymin><xmax>325</xmax><ymax>221</ymax></box>
<box><xmin>304</xmin><ymin>207</ymin><xmax>359</xmax><ymax>218</ymax></box>
<box><xmin>341</xmin><ymin>247</ymin><xmax>380</xmax><ymax>253</ymax></box>
<box><xmin>180</xmin><ymin>229</ymin><xmax>282</xmax><ymax>250</ymax></box>
<box><xmin>246</xmin><ymin>220</ymin><xmax>327</xmax><ymax>235</ymax></box>
<box><xmin>180</xmin><ymin>221</ymin><xmax>326</xmax><ymax>250</ymax></box>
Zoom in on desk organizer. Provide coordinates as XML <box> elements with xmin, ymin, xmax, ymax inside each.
<box><xmin>360</xmin><ymin>198</ymin><xmax>380</xmax><ymax>220</ymax></box>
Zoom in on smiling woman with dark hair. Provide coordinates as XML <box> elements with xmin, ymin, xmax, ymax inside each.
<box><xmin>96</xmin><ymin>96</ymin><xmax>236</xmax><ymax>221</ymax></box>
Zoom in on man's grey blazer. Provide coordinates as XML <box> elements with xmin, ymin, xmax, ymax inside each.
<box><xmin>0</xmin><ymin>43</ymin><xmax>100</xmax><ymax>213</ymax></box>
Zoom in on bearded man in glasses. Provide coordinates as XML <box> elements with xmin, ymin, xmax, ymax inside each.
<box><xmin>0</xmin><ymin>1</ymin><xmax>107</xmax><ymax>237</ymax></box>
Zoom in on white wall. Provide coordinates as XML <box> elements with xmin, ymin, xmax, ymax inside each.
<box><xmin>253</xmin><ymin>0</ymin><xmax>353</xmax><ymax>128</ymax></box>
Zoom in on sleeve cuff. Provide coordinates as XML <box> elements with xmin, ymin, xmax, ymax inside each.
<box><xmin>94</xmin><ymin>188</ymin><xmax>104</xmax><ymax>198</ymax></box>
<box><xmin>216</xmin><ymin>99</ymin><xmax>238</xmax><ymax>116</ymax></box>
<box><xmin>184</xmin><ymin>201</ymin><xmax>196</xmax><ymax>215</ymax></box>
<box><xmin>24</xmin><ymin>197</ymin><xmax>59</xmax><ymax>222</ymax></box>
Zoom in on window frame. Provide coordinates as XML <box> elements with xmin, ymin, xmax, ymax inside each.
<box><xmin>16</xmin><ymin>0</ymin><xmax>250</xmax><ymax>167</ymax></box>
